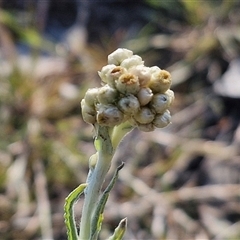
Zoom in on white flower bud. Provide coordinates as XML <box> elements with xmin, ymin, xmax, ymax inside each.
<box><xmin>108</xmin><ymin>48</ymin><xmax>133</xmax><ymax>65</ymax></box>
<box><xmin>96</xmin><ymin>104</ymin><xmax>124</xmax><ymax>127</ymax></box>
<box><xmin>115</xmin><ymin>73</ymin><xmax>140</xmax><ymax>94</ymax></box>
<box><xmin>165</xmin><ymin>89</ymin><xmax>175</xmax><ymax>105</ymax></box>
<box><xmin>99</xmin><ymin>65</ymin><xmax>126</xmax><ymax>88</ymax></box>
<box><xmin>120</xmin><ymin>55</ymin><xmax>143</xmax><ymax>69</ymax></box>
<box><xmin>153</xmin><ymin>110</ymin><xmax>171</xmax><ymax>128</ymax></box>
<box><xmin>118</xmin><ymin>94</ymin><xmax>140</xmax><ymax>114</ymax></box>
<box><xmin>148</xmin><ymin>69</ymin><xmax>172</xmax><ymax>93</ymax></box>
<box><xmin>98</xmin><ymin>64</ymin><xmax>116</xmax><ymax>83</ymax></box>
<box><xmin>129</xmin><ymin>65</ymin><xmax>151</xmax><ymax>87</ymax></box>
<box><xmin>133</xmin><ymin>107</ymin><xmax>155</xmax><ymax>124</ymax></box>
<box><xmin>137</xmin><ymin>87</ymin><xmax>153</xmax><ymax>106</ymax></box>
<box><xmin>150</xmin><ymin>92</ymin><xmax>172</xmax><ymax>114</ymax></box>
<box><xmin>84</xmin><ymin>88</ymin><xmax>99</xmax><ymax>106</ymax></box>
<box><xmin>137</xmin><ymin>123</ymin><xmax>155</xmax><ymax>132</ymax></box>
<box><xmin>97</xmin><ymin>85</ymin><xmax>118</xmax><ymax>104</ymax></box>
<box><xmin>110</xmin><ymin>66</ymin><xmax>127</xmax><ymax>86</ymax></box>
<box><xmin>149</xmin><ymin>66</ymin><xmax>161</xmax><ymax>74</ymax></box>
<box><xmin>81</xmin><ymin>99</ymin><xmax>96</xmax><ymax>124</ymax></box>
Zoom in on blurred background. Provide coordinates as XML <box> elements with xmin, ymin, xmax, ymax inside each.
<box><xmin>1</xmin><ymin>0</ymin><xmax>240</xmax><ymax>239</ymax></box>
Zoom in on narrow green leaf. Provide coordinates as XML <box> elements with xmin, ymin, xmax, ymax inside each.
<box><xmin>64</xmin><ymin>183</ymin><xmax>87</xmax><ymax>240</ymax></box>
<box><xmin>108</xmin><ymin>218</ymin><xmax>127</xmax><ymax>240</ymax></box>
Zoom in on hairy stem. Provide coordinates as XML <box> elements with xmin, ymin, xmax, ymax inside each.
<box><xmin>79</xmin><ymin>126</ymin><xmax>113</xmax><ymax>240</ymax></box>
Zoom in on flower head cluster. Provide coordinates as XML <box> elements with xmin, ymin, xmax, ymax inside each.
<box><xmin>81</xmin><ymin>48</ymin><xmax>174</xmax><ymax>132</ymax></box>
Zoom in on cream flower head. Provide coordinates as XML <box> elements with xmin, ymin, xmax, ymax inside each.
<box><xmin>81</xmin><ymin>48</ymin><xmax>174</xmax><ymax>131</ymax></box>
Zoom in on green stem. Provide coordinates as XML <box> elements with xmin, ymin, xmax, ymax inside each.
<box><xmin>79</xmin><ymin>126</ymin><xmax>113</xmax><ymax>240</ymax></box>
<box><xmin>79</xmin><ymin>122</ymin><xmax>133</xmax><ymax>240</ymax></box>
